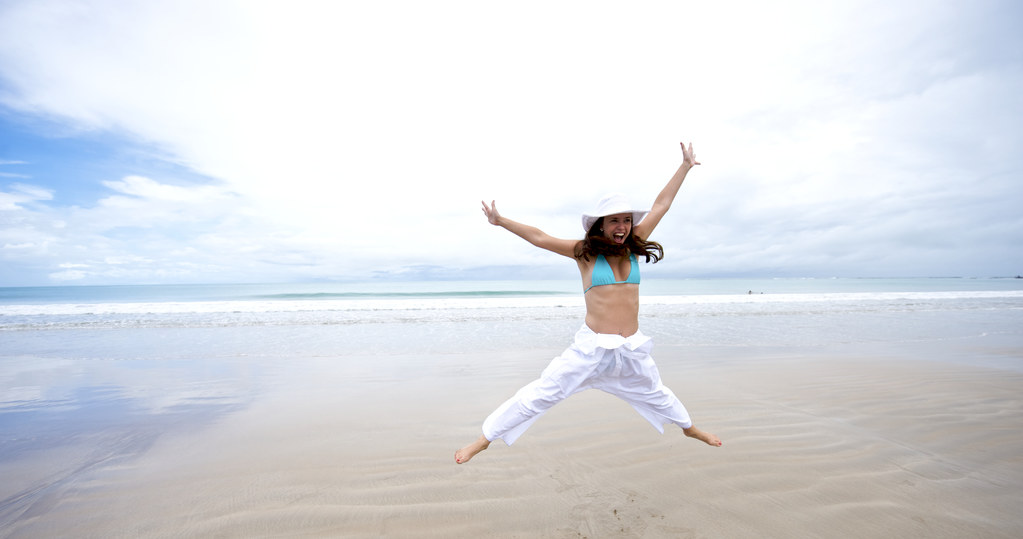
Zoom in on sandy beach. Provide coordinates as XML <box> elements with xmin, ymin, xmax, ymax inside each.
<box><xmin>3</xmin><ymin>341</ymin><xmax>1022</xmax><ymax>538</ymax></box>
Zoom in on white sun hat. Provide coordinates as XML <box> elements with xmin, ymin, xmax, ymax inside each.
<box><xmin>581</xmin><ymin>193</ymin><xmax>649</xmax><ymax>232</ymax></box>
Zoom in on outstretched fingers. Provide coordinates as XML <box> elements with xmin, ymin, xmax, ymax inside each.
<box><xmin>680</xmin><ymin>141</ymin><xmax>701</xmax><ymax>167</ymax></box>
<box><xmin>480</xmin><ymin>200</ymin><xmax>501</xmax><ymax>225</ymax></box>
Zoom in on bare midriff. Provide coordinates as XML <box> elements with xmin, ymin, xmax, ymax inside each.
<box><xmin>583</xmin><ymin>282</ymin><xmax>640</xmax><ymax>336</ymax></box>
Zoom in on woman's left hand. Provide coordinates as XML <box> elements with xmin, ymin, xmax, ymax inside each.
<box><xmin>681</xmin><ymin>142</ymin><xmax>701</xmax><ymax>167</ymax></box>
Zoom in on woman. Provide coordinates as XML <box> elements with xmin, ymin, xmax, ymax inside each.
<box><xmin>455</xmin><ymin>142</ymin><xmax>721</xmax><ymax>464</ymax></box>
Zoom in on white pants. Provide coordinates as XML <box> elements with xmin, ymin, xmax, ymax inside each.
<box><xmin>482</xmin><ymin>325</ymin><xmax>693</xmax><ymax>445</ymax></box>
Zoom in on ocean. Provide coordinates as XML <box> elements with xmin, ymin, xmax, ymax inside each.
<box><xmin>2</xmin><ymin>278</ymin><xmax>1023</xmax><ymax>353</ymax></box>
<box><xmin>2</xmin><ymin>277</ymin><xmax>1022</xmax><ymax>440</ymax></box>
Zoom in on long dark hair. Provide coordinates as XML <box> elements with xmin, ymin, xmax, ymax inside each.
<box><xmin>574</xmin><ymin>217</ymin><xmax>664</xmax><ymax>263</ymax></box>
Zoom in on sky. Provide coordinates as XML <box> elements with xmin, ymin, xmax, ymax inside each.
<box><xmin>0</xmin><ymin>0</ymin><xmax>1021</xmax><ymax>287</ymax></box>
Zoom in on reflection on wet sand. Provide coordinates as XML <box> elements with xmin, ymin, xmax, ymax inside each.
<box><xmin>0</xmin><ymin>359</ymin><xmax>253</xmax><ymax>529</ymax></box>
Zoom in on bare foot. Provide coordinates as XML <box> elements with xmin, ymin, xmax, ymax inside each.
<box><xmin>455</xmin><ymin>434</ymin><xmax>491</xmax><ymax>464</ymax></box>
<box><xmin>683</xmin><ymin>426</ymin><xmax>722</xmax><ymax>447</ymax></box>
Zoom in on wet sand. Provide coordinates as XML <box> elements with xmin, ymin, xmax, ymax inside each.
<box><xmin>3</xmin><ymin>346</ymin><xmax>1023</xmax><ymax>538</ymax></box>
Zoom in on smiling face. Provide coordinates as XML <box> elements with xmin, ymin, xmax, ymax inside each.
<box><xmin>601</xmin><ymin>212</ymin><xmax>633</xmax><ymax>244</ymax></box>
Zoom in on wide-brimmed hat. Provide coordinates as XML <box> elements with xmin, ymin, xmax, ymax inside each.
<box><xmin>581</xmin><ymin>193</ymin><xmax>649</xmax><ymax>232</ymax></box>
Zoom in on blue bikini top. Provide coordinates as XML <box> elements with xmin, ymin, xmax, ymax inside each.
<box><xmin>585</xmin><ymin>253</ymin><xmax>640</xmax><ymax>293</ymax></box>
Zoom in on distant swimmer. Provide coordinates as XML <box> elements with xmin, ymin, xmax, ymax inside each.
<box><xmin>455</xmin><ymin>142</ymin><xmax>721</xmax><ymax>465</ymax></box>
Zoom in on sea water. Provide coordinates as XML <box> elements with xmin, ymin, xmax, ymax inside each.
<box><xmin>2</xmin><ymin>278</ymin><xmax>1023</xmax><ymax>354</ymax></box>
<box><xmin>2</xmin><ymin>277</ymin><xmax>1022</xmax><ymax>408</ymax></box>
<box><xmin>2</xmin><ymin>277</ymin><xmax>1022</xmax><ymax>405</ymax></box>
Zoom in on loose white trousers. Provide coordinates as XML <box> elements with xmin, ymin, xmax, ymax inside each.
<box><xmin>482</xmin><ymin>325</ymin><xmax>693</xmax><ymax>445</ymax></box>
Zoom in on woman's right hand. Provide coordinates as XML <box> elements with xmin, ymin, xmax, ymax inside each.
<box><xmin>481</xmin><ymin>200</ymin><xmax>501</xmax><ymax>226</ymax></box>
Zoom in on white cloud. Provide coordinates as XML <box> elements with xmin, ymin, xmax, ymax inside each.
<box><xmin>102</xmin><ymin>175</ymin><xmax>221</xmax><ymax>202</ymax></box>
<box><xmin>0</xmin><ymin>0</ymin><xmax>1021</xmax><ymax>285</ymax></box>
<box><xmin>0</xmin><ymin>183</ymin><xmax>53</xmax><ymax>210</ymax></box>
<box><xmin>48</xmin><ymin>269</ymin><xmax>87</xmax><ymax>281</ymax></box>
<box><xmin>4</xmin><ymin>242</ymin><xmax>38</xmax><ymax>250</ymax></box>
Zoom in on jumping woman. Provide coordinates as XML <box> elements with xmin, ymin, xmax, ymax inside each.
<box><xmin>455</xmin><ymin>142</ymin><xmax>721</xmax><ymax>464</ymax></box>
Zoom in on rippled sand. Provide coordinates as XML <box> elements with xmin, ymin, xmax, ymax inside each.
<box><xmin>3</xmin><ymin>346</ymin><xmax>1022</xmax><ymax>538</ymax></box>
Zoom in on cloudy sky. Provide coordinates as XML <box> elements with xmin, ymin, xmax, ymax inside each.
<box><xmin>1</xmin><ymin>0</ymin><xmax>1020</xmax><ymax>286</ymax></box>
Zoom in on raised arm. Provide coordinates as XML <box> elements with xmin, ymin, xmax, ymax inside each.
<box><xmin>633</xmin><ymin>142</ymin><xmax>700</xmax><ymax>240</ymax></box>
<box><xmin>482</xmin><ymin>200</ymin><xmax>578</xmax><ymax>258</ymax></box>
